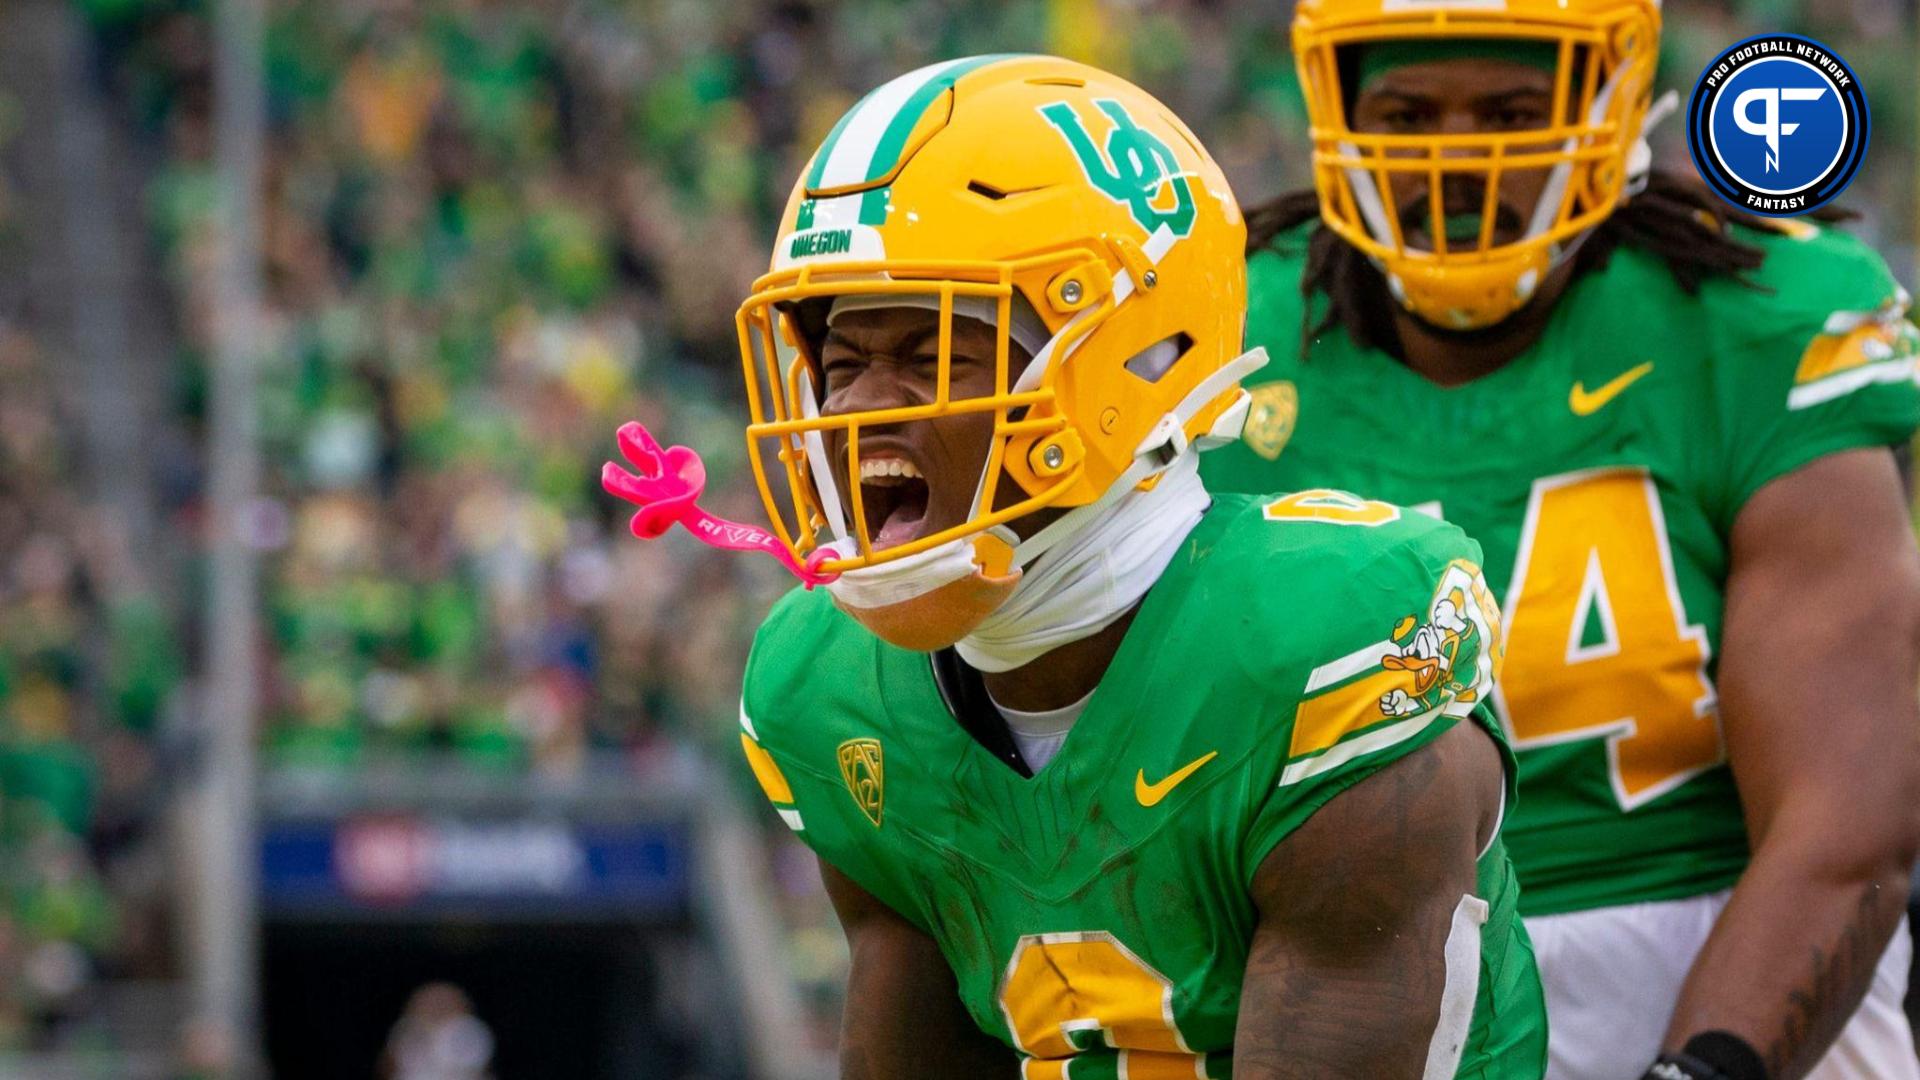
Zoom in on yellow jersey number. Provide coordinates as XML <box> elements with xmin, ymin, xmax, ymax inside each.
<box><xmin>1435</xmin><ymin>467</ymin><xmax>1720</xmax><ymax>809</ymax></box>
<box><xmin>997</xmin><ymin>931</ymin><xmax>1203</xmax><ymax>1079</ymax></box>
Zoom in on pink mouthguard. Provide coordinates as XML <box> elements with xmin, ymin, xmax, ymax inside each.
<box><xmin>602</xmin><ymin>421</ymin><xmax>838</xmax><ymax>588</ymax></box>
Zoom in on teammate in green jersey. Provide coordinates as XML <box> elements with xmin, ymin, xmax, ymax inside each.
<box><xmin>604</xmin><ymin>56</ymin><xmax>1546</xmax><ymax>1078</ymax></box>
<box><xmin>1202</xmin><ymin>3</ymin><xmax>1920</xmax><ymax>1079</ymax></box>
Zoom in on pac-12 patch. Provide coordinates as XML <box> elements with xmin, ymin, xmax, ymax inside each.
<box><xmin>1685</xmin><ymin>34</ymin><xmax>1868</xmax><ymax>217</ymax></box>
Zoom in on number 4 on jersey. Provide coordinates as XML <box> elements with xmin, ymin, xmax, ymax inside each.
<box><xmin>1498</xmin><ymin>468</ymin><xmax>1722</xmax><ymax>809</ymax></box>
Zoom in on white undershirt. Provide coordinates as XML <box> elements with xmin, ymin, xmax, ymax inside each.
<box><xmin>990</xmin><ymin>690</ymin><xmax>1094</xmax><ymax>773</ymax></box>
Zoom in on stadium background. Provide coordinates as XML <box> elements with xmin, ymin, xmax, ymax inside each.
<box><xmin>0</xmin><ymin>0</ymin><xmax>1911</xmax><ymax>1076</ymax></box>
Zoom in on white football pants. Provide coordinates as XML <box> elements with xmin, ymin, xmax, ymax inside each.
<box><xmin>1525</xmin><ymin>888</ymin><xmax>1918</xmax><ymax>1080</ymax></box>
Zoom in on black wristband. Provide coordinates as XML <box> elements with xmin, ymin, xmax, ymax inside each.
<box><xmin>1644</xmin><ymin>1032</ymin><xmax>1769</xmax><ymax>1080</ymax></box>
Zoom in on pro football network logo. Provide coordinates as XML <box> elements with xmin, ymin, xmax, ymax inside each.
<box><xmin>1686</xmin><ymin>35</ymin><xmax>1868</xmax><ymax>217</ymax></box>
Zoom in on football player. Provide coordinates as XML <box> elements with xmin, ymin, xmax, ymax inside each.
<box><xmin>1200</xmin><ymin>3</ymin><xmax>1920</xmax><ymax>1080</ymax></box>
<box><xmin>605</xmin><ymin>56</ymin><xmax>1547</xmax><ymax>1077</ymax></box>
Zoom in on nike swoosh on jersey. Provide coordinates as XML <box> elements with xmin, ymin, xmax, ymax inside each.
<box><xmin>1569</xmin><ymin>361</ymin><xmax>1654</xmax><ymax>416</ymax></box>
<box><xmin>1135</xmin><ymin>751</ymin><xmax>1220</xmax><ymax>807</ymax></box>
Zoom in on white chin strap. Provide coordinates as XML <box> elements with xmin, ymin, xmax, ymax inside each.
<box><xmin>820</xmin><ymin>525</ymin><xmax>1019</xmax><ymax>610</ymax></box>
<box><xmin>958</xmin><ymin>346</ymin><xmax>1267</xmax><ymax>672</ymax></box>
<box><xmin>1625</xmin><ymin>90</ymin><xmax>1681</xmax><ymax>198</ymax></box>
<box><xmin>957</xmin><ymin>450</ymin><xmax>1205</xmax><ymax>672</ymax></box>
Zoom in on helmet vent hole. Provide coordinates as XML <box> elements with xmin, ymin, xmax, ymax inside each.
<box><xmin>1027</xmin><ymin>76</ymin><xmax>1086</xmax><ymax>88</ymax></box>
<box><xmin>967</xmin><ymin>180</ymin><xmax>1009</xmax><ymax>201</ymax></box>
<box><xmin>1123</xmin><ymin>333</ymin><xmax>1193</xmax><ymax>384</ymax></box>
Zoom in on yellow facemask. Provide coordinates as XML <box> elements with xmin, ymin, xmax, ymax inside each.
<box><xmin>1293</xmin><ymin>0</ymin><xmax>1663</xmax><ymax>330</ymax></box>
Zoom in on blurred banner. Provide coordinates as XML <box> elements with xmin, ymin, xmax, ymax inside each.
<box><xmin>262</xmin><ymin>816</ymin><xmax>690</xmax><ymax>917</ymax></box>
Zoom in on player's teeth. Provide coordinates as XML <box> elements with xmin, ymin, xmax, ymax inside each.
<box><xmin>858</xmin><ymin>458</ymin><xmax>922</xmax><ymax>480</ymax></box>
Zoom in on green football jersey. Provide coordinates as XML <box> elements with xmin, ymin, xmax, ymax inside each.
<box><xmin>1202</xmin><ymin>220</ymin><xmax>1920</xmax><ymax>918</ymax></box>
<box><xmin>739</xmin><ymin>495</ymin><xmax>1547</xmax><ymax>1079</ymax></box>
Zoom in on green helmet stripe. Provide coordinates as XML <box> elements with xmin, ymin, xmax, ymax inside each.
<box><xmin>803</xmin><ymin>54</ymin><xmax>1028</xmax><ymax>218</ymax></box>
<box><xmin>810</xmin><ymin>58</ymin><xmax>975</xmax><ymax>192</ymax></box>
<box><xmin>852</xmin><ymin>53</ymin><xmax>1023</xmax><ymax>224</ymax></box>
<box><xmin>855</xmin><ymin>188</ymin><xmax>889</xmax><ymax>227</ymax></box>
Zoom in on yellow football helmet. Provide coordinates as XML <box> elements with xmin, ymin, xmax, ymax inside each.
<box><xmin>1293</xmin><ymin>0</ymin><xmax>1662</xmax><ymax>330</ymax></box>
<box><xmin>736</xmin><ymin>54</ymin><xmax>1251</xmax><ymax>579</ymax></box>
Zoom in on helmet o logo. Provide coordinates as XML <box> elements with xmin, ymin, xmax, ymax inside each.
<box><xmin>1039</xmin><ymin>99</ymin><xmax>1196</xmax><ymax>238</ymax></box>
<box><xmin>1686</xmin><ymin>34</ymin><xmax>1868</xmax><ymax>217</ymax></box>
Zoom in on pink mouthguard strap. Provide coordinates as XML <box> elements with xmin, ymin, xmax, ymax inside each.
<box><xmin>602</xmin><ymin>421</ymin><xmax>838</xmax><ymax>588</ymax></box>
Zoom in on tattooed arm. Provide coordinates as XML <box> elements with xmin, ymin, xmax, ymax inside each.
<box><xmin>1663</xmin><ymin>448</ymin><xmax>1920</xmax><ymax>1079</ymax></box>
<box><xmin>818</xmin><ymin>859</ymin><xmax>1019</xmax><ymax>1080</ymax></box>
<box><xmin>1235</xmin><ymin>720</ymin><xmax>1508</xmax><ymax>1079</ymax></box>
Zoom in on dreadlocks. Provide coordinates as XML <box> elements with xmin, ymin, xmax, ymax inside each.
<box><xmin>1245</xmin><ymin>168</ymin><xmax>1856</xmax><ymax>359</ymax></box>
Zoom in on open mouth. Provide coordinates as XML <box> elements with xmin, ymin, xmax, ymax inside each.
<box><xmin>856</xmin><ymin>456</ymin><xmax>932</xmax><ymax>551</ymax></box>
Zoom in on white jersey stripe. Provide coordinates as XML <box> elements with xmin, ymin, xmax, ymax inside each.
<box><xmin>1303</xmin><ymin>639</ymin><xmax>1397</xmax><ymax>693</ymax></box>
<box><xmin>1278</xmin><ymin>708</ymin><xmax>1439</xmax><ymax>787</ymax></box>
<box><xmin>1787</xmin><ymin>356</ymin><xmax>1918</xmax><ymax>410</ymax></box>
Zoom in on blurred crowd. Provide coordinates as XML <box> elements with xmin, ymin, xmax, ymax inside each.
<box><xmin>126</xmin><ymin>2</ymin><xmax>775</xmax><ymax>777</ymax></box>
<box><xmin>0</xmin><ymin>319</ymin><xmax>176</xmax><ymax>1041</ymax></box>
<box><xmin>0</xmin><ymin>0</ymin><xmax>1905</xmax><ymax>1058</ymax></box>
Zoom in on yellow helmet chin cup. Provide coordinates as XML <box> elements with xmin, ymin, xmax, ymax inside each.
<box><xmin>1384</xmin><ymin>245</ymin><xmax>1554</xmax><ymax>331</ymax></box>
<box><xmin>833</xmin><ymin>567</ymin><xmax>1023</xmax><ymax>653</ymax></box>
<box><xmin>829</xmin><ymin>532</ymin><xmax>1022</xmax><ymax>652</ymax></box>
